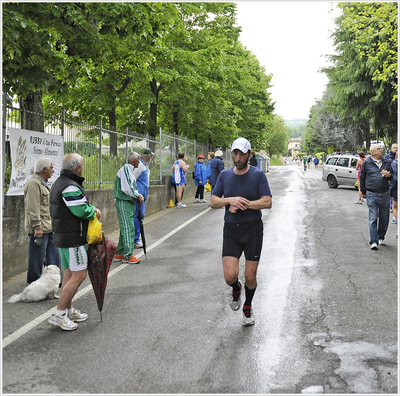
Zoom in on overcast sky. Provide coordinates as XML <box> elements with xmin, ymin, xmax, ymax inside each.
<box><xmin>235</xmin><ymin>1</ymin><xmax>342</xmax><ymax>121</ymax></box>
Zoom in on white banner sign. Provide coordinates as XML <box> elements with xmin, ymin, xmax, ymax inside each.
<box><xmin>7</xmin><ymin>128</ymin><xmax>64</xmax><ymax>196</ymax></box>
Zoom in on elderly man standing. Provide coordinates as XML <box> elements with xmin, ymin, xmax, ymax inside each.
<box><xmin>49</xmin><ymin>153</ymin><xmax>102</xmax><ymax>330</ymax></box>
<box><xmin>114</xmin><ymin>152</ymin><xmax>144</xmax><ymax>263</ymax></box>
<box><xmin>24</xmin><ymin>156</ymin><xmax>60</xmax><ymax>284</ymax></box>
<box><xmin>359</xmin><ymin>144</ymin><xmax>394</xmax><ymax>250</ymax></box>
<box><xmin>133</xmin><ymin>148</ymin><xmax>153</xmax><ymax>249</ymax></box>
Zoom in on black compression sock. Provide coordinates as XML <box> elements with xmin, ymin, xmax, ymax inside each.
<box><xmin>244</xmin><ymin>284</ymin><xmax>257</xmax><ymax>306</ymax></box>
<box><xmin>229</xmin><ymin>279</ymin><xmax>241</xmax><ymax>292</ymax></box>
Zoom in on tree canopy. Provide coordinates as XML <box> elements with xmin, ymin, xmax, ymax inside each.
<box><xmin>3</xmin><ymin>2</ymin><xmax>280</xmax><ymax>154</ymax></box>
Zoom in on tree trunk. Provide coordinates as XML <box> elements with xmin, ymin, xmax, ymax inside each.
<box><xmin>363</xmin><ymin>120</ymin><xmax>371</xmax><ymax>153</ymax></box>
<box><xmin>108</xmin><ymin>105</ymin><xmax>118</xmax><ymax>157</ymax></box>
<box><xmin>149</xmin><ymin>78</ymin><xmax>159</xmax><ymax>136</ymax></box>
<box><xmin>18</xmin><ymin>91</ymin><xmax>44</xmax><ymax>132</ymax></box>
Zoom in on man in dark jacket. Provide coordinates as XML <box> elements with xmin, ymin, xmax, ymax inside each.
<box><xmin>49</xmin><ymin>153</ymin><xmax>102</xmax><ymax>330</ymax></box>
<box><xmin>359</xmin><ymin>144</ymin><xmax>394</xmax><ymax>250</ymax></box>
<box><xmin>209</xmin><ymin>150</ymin><xmax>224</xmax><ymax>194</ymax></box>
<box><xmin>385</xmin><ymin>143</ymin><xmax>398</xmax><ymax>164</ymax></box>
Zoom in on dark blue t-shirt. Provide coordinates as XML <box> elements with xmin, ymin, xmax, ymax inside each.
<box><xmin>212</xmin><ymin>166</ymin><xmax>272</xmax><ymax>223</ymax></box>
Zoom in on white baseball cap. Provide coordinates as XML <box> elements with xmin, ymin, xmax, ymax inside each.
<box><xmin>231</xmin><ymin>137</ymin><xmax>251</xmax><ymax>153</ymax></box>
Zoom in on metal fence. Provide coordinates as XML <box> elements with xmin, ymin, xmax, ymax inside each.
<box><xmin>3</xmin><ymin>99</ymin><xmax>233</xmax><ymax>191</ymax></box>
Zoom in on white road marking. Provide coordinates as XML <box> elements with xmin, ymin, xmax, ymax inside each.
<box><xmin>2</xmin><ymin>207</ymin><xmax>212</xmax><ymax>348</ymax></box>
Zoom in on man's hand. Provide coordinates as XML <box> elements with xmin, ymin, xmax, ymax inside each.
<box><xmin>95</xmin><ymin>208</ymin><xmax>102</xmax><ymax>219</ymax></box>
<box><xmin>228</xmin><ymin>196</ymin><xmax>250</xmax><ymax>213</ymax></box>
<box><xmin>34</xmin><ymin>229</ymin><xmax>43</xmax><ymax>238</ymax></box>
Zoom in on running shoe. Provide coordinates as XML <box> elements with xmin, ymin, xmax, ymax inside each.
<box><xmin>68</xmin><ymin>309</ymin><xmax>88</xmax><ymax>322</ymax></box>
<box><xmin>134</xmin><ymin>241</ymin><xmax>143</xmax><ymax>248</ymax></box>
<box><xmin>229</xmin><ymin>281</ymin><xmax>242</xmax><ymax>311</ymax></box>
<box><xmin>391</xmin><ymin>217</ymin><xmax>397</xmax><ymax>224</ymax></box>
<box><xmin>123</xmin><ymin>255</ymin><xmax>141</xmax><ymax>264</ymax></box>
<box><xmin>242</xmin><ymin>305</ymin><xmax>255</xmax><ymax>326</ymax></box>
<box><xmin>193</xmin><ymin>198</ymin><xmax>200</xmax><ymax>203</ymax></box>
<box><xmin>114</xmin><ymin>254</ymin><xmax>124</xmax><ymax>262</ymax></box>
<box><xmin>378</xmin><ymin>239</ymin><xmax>385</xmax><ymax>245</ymax></box>
<box><xmin>200</xmin><ymin>199</ymin><xmax>207</xmax><ymax>203</ymax></box>
<box><xmin>48</xmin><ymin>313</ymin><xmax>78</xmax><ymax>331</ymax></box>
<box><xmin>370</xmin><ymin>243</ymin><xmax>378</xmax><ymax>250</ymax></box>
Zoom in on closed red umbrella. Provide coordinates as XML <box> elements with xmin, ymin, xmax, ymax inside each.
<box><xmin>87</xmin><ymin>233</ymin><xmax>117</xmax><ymax>321</ymax></box>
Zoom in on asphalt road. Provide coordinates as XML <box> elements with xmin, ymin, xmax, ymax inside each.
<box><xmin>2</xmin><ymin>163</ymin><xmax>398</xmax><ymax>394</ymax></box>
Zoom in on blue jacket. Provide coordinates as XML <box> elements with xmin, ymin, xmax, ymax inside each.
<box><xmin>209</xmin><ymin>156</ymin><xmax>224</xmax><ymax>186</ymax></box>
<box><xmin>385</xmin><ymin>151</ymin><xmax>396</xmax><ymax>164</ymax></box>
<box><xmin>359</xmin><ymin>156</ymin><xmax>394</xmax><ymax>194</ymax></box>
<box><xmin>194</xmin><ymin>161</ymin><xmax>207</xmax><ymax>186</ymax></box>
<box><xmin>135</xmin><ymin>159</ymin><xmax>149</xmax><ymax>200</ymax></box>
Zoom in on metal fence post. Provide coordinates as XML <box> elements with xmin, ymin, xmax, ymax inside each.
<box><xmin>2</xmin><ymin>92</ymin><xmax>7</xmax><ymax>209</ymax></box>
<box><xmin>61</xmin><ymin>108</ymin><xmax>65</xmax><ymax>138</ymax></box>
<box><xmin>159</xmin><ymin>127</ymin><xmax>163</xmax><ymax>183</ymax></box>
<box><xmin>99</xmin><ymin>119</ymin><xmax>102</xmax><ymax>189</ymax></box>
<box><xmin>125</xmin><ymin>127</ymin><xmax>129</xmax><ymax>162</ymax></box>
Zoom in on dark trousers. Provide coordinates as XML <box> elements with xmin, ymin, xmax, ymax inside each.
<box><xmin>195</xmin><ymin>185</ymin><xmax>205</xmax><ymax>199</ymax></box>
<box><xmin>28</xmin><ymin>233</ymin><xmax>60</xmax><ymax>284</ymax></box>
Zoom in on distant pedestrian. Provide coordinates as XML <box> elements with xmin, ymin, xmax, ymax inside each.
<box><xmin>206</xmin><ymin>152</ymin><xmax>214</xmax><ymax>181</ymax></box>
<box><xmin>114</xmin><ymin>152</ymin><xmax>144</xmax><ymax>263</ymax></box>
<box><xmin>385</xmin><ymin>143</ymin><xmax>398</xmax><ymax>214</ymax></box>
<box><xmin>49</xmin><ymin>153</ymin><xmax>102</xmax><ymax>330</ymax></box>
<box><xmin>303</xmin><ymin>156</ymin><xmax>307</xmax><ymax>171</ymax></box>
<box><xmin>359</xmin><ymin>144</ymin><xmax>394</xmax><ymax>250</ymax></box>
<box><xmin>390</xmin><ymin>156</ymin><xmax>398</xmax><ymax>234</ymax></box>
<box><xmin>24</xmin><ymin>156</ymin><xmax>60</xmax><ymax>284</ymax></box>
<box><xmin>209</xmin><ymin>150</ymin><xmax>224</xmax><ymax>194</ymax></box>
<box><xmin>354</xmin><ymin>151</ymin><xmax>366</xmax><ymax>204</ymax></box>
<box><xmin>385</xmin><ymin>143</ymin><xmax>398</xmax><ymax>164</ymax></box>
<box><xmin>313</xmin><ymin>157</ymin><xmax>319</xmax><ymax>169</ymax></box>
<box><xmin>193</xmin><ymin>154</ymin><xmax>208</xmax><ymax>203</ymax></box>
<box><xmin>211</xmin><ymin>137</ymin><xmax>272</xmax><ymax>326</ymax></box>
<box><xmin>249</xmin><ymin>152</ymin><xmax>257</xmax><ymax>167</ymax></box>
<box><xmin>172</xmin><ymin>152</ymin><xmax>189</xmax><ymax>208</ymax></box>
<box><xmin>133</xmin><ymin>148</ymin><xmax>153</xmax><ymax>248</ymax></box>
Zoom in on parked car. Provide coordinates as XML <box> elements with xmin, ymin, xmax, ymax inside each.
<box><xmin>322</xmin><ymin>153</ymin><xmax>359</xmax><ymax>188</ymax></box>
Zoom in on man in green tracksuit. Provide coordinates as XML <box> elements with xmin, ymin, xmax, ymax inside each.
<box><xmin>114</xmin><ymin>151</ymin><xmax>144</xmax><ymax>264</ymax></box>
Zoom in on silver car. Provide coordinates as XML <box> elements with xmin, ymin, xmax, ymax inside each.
<box><xmin>322</xmin><ymin>154</ymin><xmax>359</xmax><ymax>188</ymax></box>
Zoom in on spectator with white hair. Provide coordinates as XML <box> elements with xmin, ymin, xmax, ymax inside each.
<box><xmin>209</xmin><ymin>149</ymin><xmax>224</xmax><ymax>194</ymax></box>
<box><xmin>24</xmin><ymin>156</ymin><xmax>60</xmax><ymax>284</ymax></box>
<box><xmin>359</xmin><ymin>144</ymin><xmax>394</xmax><ymax>250</ymax></box>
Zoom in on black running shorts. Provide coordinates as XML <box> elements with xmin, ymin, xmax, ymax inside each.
<box><xmin>222</xmin><ymin>219</ymin><xmax>263</xmax><ymax>261</ymax></box>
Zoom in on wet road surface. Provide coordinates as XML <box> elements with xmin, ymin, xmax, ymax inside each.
<box><xmin>3</xmin><ymin>164</ymin><xmax>397</xmax><ymax>393</ymax></box>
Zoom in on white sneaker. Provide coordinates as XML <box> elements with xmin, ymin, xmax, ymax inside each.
<box><xmin>48</xmin><ymin>313</ymin><xmax>78</xmax><ymax>331</ymax></box>
<box><xmin>378</xmin><ymin>239</ymin><xmax>385</xmax><ymax>245</ymax></box>
<box><xmin>391</xmin><ymin>217</ymin><xmax>397</xmax><ymax>224</ymax></box>
<box><xmin>179</xmin><ymin>202</ymin><xmax>187</xmax><ymax>208</ymax></box>
<box><xmin>134</xmin><ymin>241</ymin><xmax>143</xmax><ymax>248</ymax></box>
<box><xmin>193</xmin><ymin>198</ymin><xmax>200</xmax><ymax>203</ymax></box>
<box><xmin>370</xmin><ymin>242</ymin><xmax>378</xmax><ymax>250</ymax></box>
<box><xmin>68</xmin><ymin>309</ymin><xmax>88</xmax><ymax>322</ymax></box>
<box><xmin>242</xmin><ymin>305</ymin><xmax>255</xmax><ymax>326</ymax></box>
<box><xmin>353</xmin><ymin>200</ymin><xmax>362</xmax><ymax>204</ymax></box>
<box><xmin>200</xmin><ymin>199</ymin><xmax>207</xmax><ymax>203</ymax></box>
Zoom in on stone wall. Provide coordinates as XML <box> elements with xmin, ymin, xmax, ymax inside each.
<box><xmin>2</xmin><ymin>175</ymin><xmax>196</xmax><ymax>281</ymax></box>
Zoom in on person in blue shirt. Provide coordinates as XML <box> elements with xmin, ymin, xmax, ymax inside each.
<box><xmin>193</xmin><ymin>154</ymin><xmax>208</xmax><ymax>203</ymax></box>
<box><xmin>211</xmin><ymin>137</ymin><xmax>272</xmax><ymax>327</ymax></box>
<box><xmin>133</xmin><ymin>148</ymin><xmax>153</xmax><ymax>248</ymax></box>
